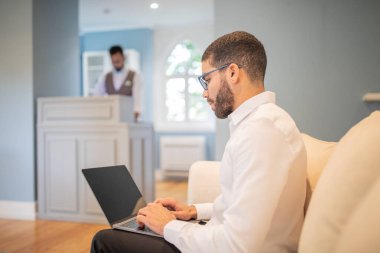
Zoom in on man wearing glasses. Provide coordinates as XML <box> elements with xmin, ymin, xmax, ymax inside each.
<box><xmin>91</xmin><ymin>31</ymin><xmax>306</xmax><ymax>253</ymax></box>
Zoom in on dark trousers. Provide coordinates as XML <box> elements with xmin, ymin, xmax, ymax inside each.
<box><xmin>91</xmin><ymin>229</ymin><xmax>181</xmax><ymax>253</ymax></box>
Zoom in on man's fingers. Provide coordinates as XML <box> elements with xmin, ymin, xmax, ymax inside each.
<box><xmin>147</xmin><ymin>201</ymin><xmax>176</xmax><ymax>211</ymax></box>
<box><xmin>136</xmin><ymin>203</ymin><xmax>176</xmax><ymax>236</ymax></box>
<box><xmin>156</xmin><ymin>198</ymin><xmax>175</xmax><ymax>205</ymax></box>
<box><xmin>154</xmin><ymin>198</ymin><xmax>164</xmax><ymax>203</ymax></box>
<box><xmin>136</xmin><ymin>214</ymin><xmax>147</xmax><ymax>228</ymax></box>
<box><xmin>138</xmin><ymin>206</ymin><xmax>148</xmax><ymax>216</ymax></box>
<box><xmin>155</xmin><ymin>198</ymin><xmax>178</xmax><ymax>210</ymax></box>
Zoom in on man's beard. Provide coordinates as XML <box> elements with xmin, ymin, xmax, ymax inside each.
<box><xmin>211</xmin><ymin>77</ymin><xmax>234</xmax><ymax>119</ymax></box>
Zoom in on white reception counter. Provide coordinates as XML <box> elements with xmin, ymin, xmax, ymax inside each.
<box><xmin>37</xmin><ymin>95</ymin><xmax>154</xmax><ymax>223</ymax></box>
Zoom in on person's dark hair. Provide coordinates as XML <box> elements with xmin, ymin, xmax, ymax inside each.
<box><xmin>202</xmin><ymin>31</ymin><xmax>267</xmax><ymax>83</ymax></box>
<box><xmin>109</xmin><ymin>45</ymin><xmax>124</xmax><ymax>56</ymax></box>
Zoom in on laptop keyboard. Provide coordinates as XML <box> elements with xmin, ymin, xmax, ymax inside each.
<box><xmin>120</xmin><ymin>218</ymin><xmax>156</xmax><ymax>234</ymax></box>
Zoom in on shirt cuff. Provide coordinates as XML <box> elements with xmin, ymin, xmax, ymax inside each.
<box><xmin>194</xmin><ymin>203</ymin><xmax>213</xmax><ymax>220</ymax></box>
<box><xmin>164</xmin><ymin>220</ymin><xmax>189</xmax><ymax>245</ymax></box>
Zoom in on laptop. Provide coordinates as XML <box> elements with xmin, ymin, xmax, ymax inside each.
<box><xmin>82</xmin><ymin>165</ymin><xmax>162</xmax><ymax>238</ymax></box>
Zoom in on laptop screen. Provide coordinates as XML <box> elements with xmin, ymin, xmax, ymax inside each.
<box><xmin>82</xmin><ymin>165</ymin><xmax>146</xmax><ymax>225</ymax></box>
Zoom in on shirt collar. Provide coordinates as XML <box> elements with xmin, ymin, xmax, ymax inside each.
<box><xmin>228</xmin><ymin>91</ymin><xmax>276</xmax><ymax>126</ymax></box>
<box><xmin>113</xmin><ymin>68</ymin><xmax>126</xmax><ymax>75</ymax></box>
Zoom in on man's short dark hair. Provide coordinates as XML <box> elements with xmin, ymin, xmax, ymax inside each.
<box><xmin>109</xmin><ymin>45</ymin><xmax>124</xmax><ymax>56</ymax></box>
<box><xmin>202</xmin><ymin>31</ymin><xmax>267</xmax><ymax>82</ymax></box>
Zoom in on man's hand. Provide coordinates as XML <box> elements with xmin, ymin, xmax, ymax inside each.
<box><xmin>155</xmin><ymin>198</ymin><xmax>197</xmax><ymax>221</ymax></box>
<box><xmin>136</xmin><ymin>203</ymin><xmax>176</xmax><ymax>235</ymax></box>
<box><xmin>134</xmin><ymin>112</ymin><xmax>140</xmax><ymax>122</ymax></box>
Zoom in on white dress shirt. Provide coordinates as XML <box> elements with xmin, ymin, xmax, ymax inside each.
<box><xmin>93</xmin><ymin>68</ymin><xmax>143</xmax><ymax>113</ymax></box>
<box><xmin>164</xmin><ymin>91</ymin><xmax>307</xmax><ymax>253</ymax></box>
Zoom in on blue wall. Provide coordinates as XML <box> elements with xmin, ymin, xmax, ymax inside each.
<box><xmin>0</xmin><ymin>0</ymin><xmax>80</xmax><ymax>202</ymax></box>
<box><xmin>33</xmin><ymin>0</ymin><xmax>80</xmax><ymax>98</ymax></box>
<box><xmin>0</xmin><ymin>0</ymin><xmax>34</xmax><ymax>202</ymax></box>
<box><xmin>81</xmin><ymin>28</ymin><xmax>154</xmax><ymax>121</ymax></box>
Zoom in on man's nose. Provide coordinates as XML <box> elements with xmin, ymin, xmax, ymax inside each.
<box><xmin>202</xmin><ymin>90</ymin><xmax>208</xmax><ymax>98</ymax></box>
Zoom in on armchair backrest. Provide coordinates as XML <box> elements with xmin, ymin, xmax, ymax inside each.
<box><xmin>299</xmin><ymin>111</ymin><xmax>380</xmax><ymax>253</ymax></box>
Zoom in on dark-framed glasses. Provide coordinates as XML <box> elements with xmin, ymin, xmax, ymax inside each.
<box><xmin>197</xmin><ymin>64</ymin><xmax>230</xmax><ymax>90</ymax></box>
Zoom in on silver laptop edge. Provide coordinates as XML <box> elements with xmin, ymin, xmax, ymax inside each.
<box><xmin>113</xmin><ymin>216</ymin><xmax>163</xmax><ymax>238</ymax></box>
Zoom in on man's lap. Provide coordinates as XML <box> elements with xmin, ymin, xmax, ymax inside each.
<box><xmin>91</xmin><ymin>229</ymin><xmax>180</xmax><ymax>253</ymax></box>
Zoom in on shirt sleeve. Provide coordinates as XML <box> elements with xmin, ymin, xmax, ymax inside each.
<box><xmin>164</xmin><ymin>119</ymin><xmax>296</xmax><ymax>253</ymax></box>
<box><xmin>132</xmin><ymin>72</ymin><xmax>143</xmax><ymax>113</ymax></box>
<box><xmin>194</xmin><ymin>203</ymin><xmax>213</xmax><ymax>220</ymax></box>
<box><xmin>92</xmin><ymin>74</ymin><xmax>106</xmax><ymax>96</ymax></box>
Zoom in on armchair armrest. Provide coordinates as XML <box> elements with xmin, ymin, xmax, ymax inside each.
<box><xmin>187</xmin><ymin>161</ymin><xmax>221</xmax><ymax>205</ymax></box>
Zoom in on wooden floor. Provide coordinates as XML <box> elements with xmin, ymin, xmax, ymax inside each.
<box><xmin>155</xmin><ymin>178</ymin><xmax>188</xmax><ymax>203</ymax></box>
<box><xmin>0</xmin><ymin>179</ymin><xmax>188</xmax><ymax>253</ymax></box>
<box><xmin>0</xmin><ymin>219</ymin><xmax>108</xmax><ymax>253</ymax></box>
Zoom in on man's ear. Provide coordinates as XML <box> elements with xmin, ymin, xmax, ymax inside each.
<box><xmin>227</xmin><ymin>63</ymin><xmax>240</xmax><ymax>84</ymax></box>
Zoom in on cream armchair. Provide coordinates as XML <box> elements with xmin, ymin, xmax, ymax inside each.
<box><xmin>187</xmin><ymin>111</ymin><xmax>380</xmax><ymax>253</ymax></box>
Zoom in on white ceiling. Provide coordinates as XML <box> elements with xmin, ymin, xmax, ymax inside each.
<box><xmin>79</xmin><ymin>0</ymin><xmax>214</xmax><ymax>33</ymax></box>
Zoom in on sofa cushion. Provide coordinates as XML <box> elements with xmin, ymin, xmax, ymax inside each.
<box><xmin>299</xmin><ymin>111</ymin><xmax>380</xmax><ymax>253</ymax></box>
<box><xmin>334</xmin><ymin>174</ymin><xmax>380</xmax><ymax>253</ymax></box>
<box><xmin>301</xmin><ymin>133</ymin><xmax>337</xmax><ymax>190</ymax></box>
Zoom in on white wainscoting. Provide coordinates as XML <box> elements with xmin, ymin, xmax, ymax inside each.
<box><xmin>0</xmin><ymin>201</ymin><xmax>37</xmax><ymax>220</ymax></box>
<box><xmin>160</xmin><ymin>136</ymin><xmax>205</xmax><ymax>178</ymax></box>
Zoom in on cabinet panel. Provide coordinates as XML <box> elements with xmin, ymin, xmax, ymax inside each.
<box><xmin>129</xmin><ymin>124</ymin><xmax>154</xmax><ymax>202</ymax></box>
<box><xmin>143</xmin><ymin>137</ymin><xmax>154</xmax><ymax>202</ymax></box>
<box><xmin>46</xmin><ymin>137</ymin><xmax>78</xmax><ymax>213</ymax></box>
<box><xmin>130</xmin><ymin>138</ymin><xmax>144</xmax><ymax>195</ymax></box>
<box><xmin>84</xmin><ymin>138</ymin><xmax>116</xmax><ymax>167</ymax></box>
<box><xmin>83</xmin><ymin>138</ymin><xmax>117</xmax><ymax>215</ymax></box>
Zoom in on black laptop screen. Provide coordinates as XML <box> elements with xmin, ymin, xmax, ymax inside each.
<box><xmin>82</xmin><ymin>165</ymin><xmax>146</xmax><ymax>225</ymax></box>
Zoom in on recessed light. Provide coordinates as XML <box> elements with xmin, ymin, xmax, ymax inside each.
<box><xmin>150</xmin><ymin>3</ymin><xmax>159</xmax><ymax>9</ymax></box>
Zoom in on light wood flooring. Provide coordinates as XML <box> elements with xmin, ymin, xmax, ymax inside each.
<box><xmin>155</xmin><ymin>178</ymin><xmax>188</xmax><ymax>203</ymax></box>
<box><xmin>0</xmin><ymin>179</ymin><xmax>188</xmax><ymax>253</ymax></box>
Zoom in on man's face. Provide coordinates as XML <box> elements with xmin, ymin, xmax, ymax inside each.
<box><xmin>202</xmin><ymin>61</ymin><xmax>234</xmax><ymax>119</ymax></box>
<box><xmin>111</xmin><ymin>52</ymin><xmax>125</xmax><ymax>71</ymax></box>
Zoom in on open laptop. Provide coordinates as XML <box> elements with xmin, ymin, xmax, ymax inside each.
<box><xmin>82</xmin><ymin>165</ymin><xmax>162</xmax><ymax>238</ymax></box>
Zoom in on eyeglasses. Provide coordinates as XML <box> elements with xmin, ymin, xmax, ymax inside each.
<box><xmin>197</xmin><ymin>64</ymin><xmax>230</xmax><ymax>90</ymax></box>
